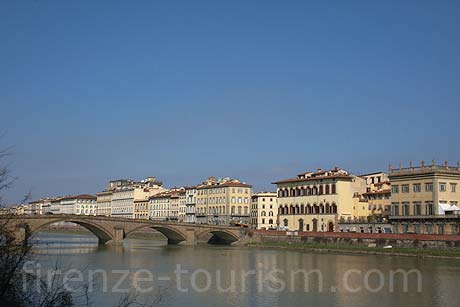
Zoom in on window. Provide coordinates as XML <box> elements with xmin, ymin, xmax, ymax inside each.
<box><xmin>451</xmin><ymin>183</ymin><xmax>457</xmax><ymax>193</ymax></box>
<box><xmin>391</xmin><ymin>202</ymin><xmax>400</xmax><ymax>216</ymax></box>
<box><xmin>401</xmin><ymin>185</ymin><xmax>409</xmax><ymax>193</ymax></box>
<box><xmin>391</xmin><ymin>185</ymin><xmax>399</xmax><ymax>193</ymax></box>
<box><xmin>440</xmin><ymin>183</ymin><xmax>447</xmax><ymax>192</ymax></box>
<box><xmin>426</xmin><ymin>202</ymin><xmax>434</xmax><ymax>215</ymax></box>
<box><xmin>425</xmin><ymin>183</ymin><xmax>433</xmax><ymax>192</ymax></box>
<box><xmin>413</xmin><ymin>184</ymin><xmax>421</xmax><ymax>193</ymax></box>
<box><xmin>414</xmin><ymin>202</ymin><xmax>422</xmax><ymax>215</ymax></box>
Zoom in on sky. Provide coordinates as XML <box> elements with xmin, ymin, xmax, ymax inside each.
<box><xmin>1</xmin><ymin>0</ymin><xmax>460</xmax><ymax>203</ymax></box>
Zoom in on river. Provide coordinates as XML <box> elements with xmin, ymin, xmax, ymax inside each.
<box><xmin>28</xmin><ymin>232</ymin><xmax>460</xmax><ymax>307</ymax></box>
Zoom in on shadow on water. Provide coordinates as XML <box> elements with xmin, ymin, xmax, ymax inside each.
<box><xmin>30</xmin><ymin>231</ymin><xmax>169</xmax><ymax>255</ymax></box>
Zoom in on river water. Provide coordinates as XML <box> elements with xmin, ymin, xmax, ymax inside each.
<box><xmin>28</xmin><ymin>232</ymin><xmax>460</xmax><ymax>307</ymax></box>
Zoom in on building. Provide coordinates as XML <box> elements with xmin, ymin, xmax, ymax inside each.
<box><xmin>178</xmin><ymin>189</ymin><xmax>186</xmax><ymax>222</ymax></box>
<box><xmin>196</xmin><ymin>177</ymin><xmax>252</xmax><ymax>225</ymax></box>
<box><xmin>274</xmin><ymin>167</ymin><xmax>368</xmax><ymax>232</ymax></box>
<box><xmin>250</xmin><ymin>192</ymin><xmax>278</xmax><ymax>229</ymax></box>
<box><xmin>96</xmin><ymin>191</ymin><xmax>112</xmax><ymax>216</ymax></box>
<box><xmin>149</xmin><ymin>191</ymin><xmax>172</xmax><ymax>221</ymax></box>
<box><xmin>50</xmin><ymin>197</ymin><xmax>62</xmax><ymax>214</ymax></box>
<box><xmin>58</xmin><ymin>194</ymin><xmax>97</xmax><ymax>215</ymax></box>
<box><xmin>97</xmin><ymin>177</ymin><xmax>166</xmax><ymax>219</ymax></box>
<box><xmin>361</xmin><ymin>172</ymin><xmax>391</xmax><ymax>219</ymax></box>
<box><xmin>184</xmin><ymin>186</ymin><xmax>197</xmax><ymax>223</ymax></box>
<box><xmin>389</xmin><ymin>161</ymin><xmax>460</xmax><ymax>234</ymax></box>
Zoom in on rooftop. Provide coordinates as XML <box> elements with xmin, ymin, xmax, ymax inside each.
<box><xmin>273</xmin><ymin>167</ymin><xmax>353</xmax><ymax>184</ymax></box>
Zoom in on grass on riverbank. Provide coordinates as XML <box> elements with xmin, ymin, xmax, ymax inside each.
<box><xmin>248</xmin><ymin>241</ymin><xmax>460</xmax><ymax>259</ymax></box>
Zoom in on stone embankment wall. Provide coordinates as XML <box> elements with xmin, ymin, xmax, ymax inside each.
<box><xmin>244</xmin><ymin>230</ymin><xmax>460</xmax><ymax>250</ymax></box>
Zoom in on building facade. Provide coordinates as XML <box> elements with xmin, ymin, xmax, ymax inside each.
<box><xmin>149</xmin><ymin>191</ymin><xmax>172</xmax><ymax>221</ymax></box>
<box><xmin>96</xmin><ymin>177</ymin><xmax>167</xmax><ymax>219</ymax></box>
<box><xmin>389</xmin><ymin>161</ymin><xmax>460</xmax><ymax>234</ymax></box>
<box><xmin>274</xmin><ymin>167</ymin><xmax>368</xmax><ymax>232</ymax></box>
<box><xmin>96</xmin><ymin>191</ymin><xmax>112</xmax><ymax>216</ymax></box>
<box><xmin>196</xmin><ymin>177</ymin><xmax>252</xmax><ymax>225</ymax></box>
<box><xmin>361</xmin><ymin>172</ymin><xmax>391</xmax><ymax>219</ymax></box>
<box><xmin>184</xmin><ymin>186</ymin><xmax>197</xmax><ymax>223</ymax></box>
<box><xmin>250</xmin><ymin>192</ymin><xmax>278</xmax><ymax>230</ymax></box>
<box><xmin>58</xmin><ymin>194</ymin><xmax>97</xmax><ymax>215</ymax></box>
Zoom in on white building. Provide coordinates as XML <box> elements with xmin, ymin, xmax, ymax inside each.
<box><xmin>184</xmin><ymin>186</ymin><xmax>197</xmax><ymax>223</ymax></box>
<box><xmin>60</xmin><ymin>194</ymin><xmax>97</xmax><ymax>215</ymax></box>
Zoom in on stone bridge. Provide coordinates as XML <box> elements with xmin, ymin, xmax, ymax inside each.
<box><xmin>1</xmin><ymin>215</ymin><xmax>248</xmax><ymax>245</ymax></box>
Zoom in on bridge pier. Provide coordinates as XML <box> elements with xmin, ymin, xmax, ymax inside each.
<box><xmin>107</xmin><ymin>227</ymin><xmax>125</xmax><ymax>245</ymax></box>
<box><xmin>14</xmin><ymin>225</ymin><xmax>28</xmax><ymax>245</ymax></box>
<box><xmin>181</xmin><ymin>228</ymin><xmax>197</xmax><ymax>245</ymax></box>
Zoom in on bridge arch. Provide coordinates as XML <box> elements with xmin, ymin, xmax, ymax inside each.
<box><xmin>197</xmin><ymin>229</ymin><xmax>239</xmax><ymax>245</ymax></box>
<box><xmin>125</xmin><ymin>224</ymin><xmax>188</xmax><ymax>245</ymax></box>
<box><xmin>29</xmin><ymin>218</ymin><xmax>114</xmax><ymax>244</ymax></box>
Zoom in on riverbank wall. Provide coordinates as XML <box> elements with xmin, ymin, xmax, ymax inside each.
<box><xmin>244</xmin><ymin>230</ymin><xmax>460</xmax><ymax>250</ymax></box>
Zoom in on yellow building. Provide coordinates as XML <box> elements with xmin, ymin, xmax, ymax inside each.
<box><xmin>361</xmin><ymin>172</ymin><xmax>391</xmax><ymax>218</ymax></box>
<box><xmin>149</xmin><ymin>188</ymin><xmax>184</xmax><ymax>221</ymax></box>
<box><xmin>389</xmin><ymin>161</ymin><xmax>460</xmax><ymax>234</ymax></box>
<box><xmin>196</xmin><ymin>177</ymin><xmax>252</xmax><ymax>225</ymax></box>
<box><xmin>274</xmin><ymin>167</ymin><xmax>368</xmax><ymax>232</ymax></box>
<box><xmin>250</xmin><ymin>192</ymin><xmax>278</xmax><ymax>229</ymax></box>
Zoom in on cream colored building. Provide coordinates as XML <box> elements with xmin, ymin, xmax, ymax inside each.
<box><xmin>389</xmin><ymin>161</ymin><xmax>460</xmax><ymax>234</ymax></box>
<box><xmin>361</xmin><ymin>172</ymin><xmax>391</xmax><ymax>218</ymax></box>
<box><xmin>196</xmin><ymin>177</ymin><xmax>252</xmax><ymax>225</ymax></box>
<box><xmin>133</xmin><ymin>199</ymin><xmax>149</xmax><ymax>220</ymax></box>
<box><xmin>274</xmin><ymin>167</ymin><xmax>368</xmax><ymax>232</ymax></box>
<box><xmin>96</xmin><ymin>191</ymin><xmax>112</xmax><ymax>216</ymax></box>
<box><xmin>96</xmin><ymin>177</ymin><xmax>166</xmax><ymax>219</ymax></box>
<box><xmin>178</xmin><ymin>190</ymin><xmax>186</xmax><ymax>222</ymax></box>
<box><xmin>150</xmin><ymin>191</ymin><xmax>171</xmax><ymax>221</ymax></box>
<box><xmin>250</xmin><ymin>192</ymin><xmax>278</xmax><ymax>229</ymax></box>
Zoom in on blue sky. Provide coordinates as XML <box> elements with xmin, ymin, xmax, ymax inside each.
<box><xmin>1</xmin><ymin>0</ymin><xmax>459</xmax><ymax>203</ymax></box>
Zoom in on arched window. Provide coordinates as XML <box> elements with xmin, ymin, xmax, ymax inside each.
<box><xmin>307</xmin><ymin>204</ymin><xmax>312</xmax><ymax>214</ymax></box>
<box><xmin>283</xmin><ymin>219</ymin><xmax>288</xmax><ymax>227</ymax></box>
<box><xmin>312</xmin><ymin>186</ymin><xmax>318</xmax><ymax>195</ymax></box>
<box><xmin>298</xmin><ymin>218</ymin><xmax>304</xmax><ymax>231</ymax></box>
<box><xmin>325</xmin><ymin>185</ymin><xmax>330</xmax><ymax>194</ymax></box>
<box><xmin>319</xmin><ymin>204</ymin><xmax>324</xmax><ymax>214</ymax></box>
<box><xmin>269</xmin><ymin>219</ymin><xmax>274</xmax><ymax>225</ymax></box>
<box><xmin>331</xmin><ymin>203</ymin><xmax>337</xmax><ymax>214</ymax></box>
<box><xmin>319</xmin><ymin>185</ymin><xmax>323</xmax><ymax>195</ymax></box>
<box><xmin>300</xmin><ymin>204</ymin><xmax>305</xmax><ymax>214</ymax></box>
<box><xmin>307</xmin><ymin>187</ymin><xmax>311</xmax><ymax>195</ymax></box>
<box><xmin>300</xmin><ymin>187</ymin><xmax>305</xmax><ymax>196</ymax></box>
<box><xmin>325</xmin><ymin>203</ymin><xmax>330</xmax><ymax>214</ymax></box>
<box><xmin>331</xmin><ymin>184</ymin><xmax>336</xmax><ymax>194</ymax></box>
<box><xmin>290</xmin><ymin>205</ymin><xmax>295</xmax><ymax>215</ymax></box>
<box><xmin>261</xmin><ymin>211</ymin><xmax>266</xmax><ymax>216</ymax></box>
<box><xmin>278</xmin><ymin>190</ymin><xmax>283</xmax><ymax>197</ymax></box>
<box><xmin>269</xmin><ymin>211</ymin><xmax>273</xmax><ymax>216</ymax></box>
<box><xmin>313</xmin><ymin>204</ymin><xmax>319</xmax><ymax>214</ymax></box>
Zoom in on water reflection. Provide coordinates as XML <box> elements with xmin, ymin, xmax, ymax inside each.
<box><xmin>28</xmin><ymin>232</ymin><xmax>460</xmax><ymax>307</ymax></box>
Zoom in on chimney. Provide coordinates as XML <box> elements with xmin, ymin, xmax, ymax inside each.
<box><xmin>421</xmin><ymin>160</ymin><xmax>425</xmax><ymax>168</ymax></box>
<box><xmin>389</xmin><ymin>163</ymin><xmax>393</xmax><ymax>171</ymax></box>
<box><xmin>445</xmin><ymin>160</ymin><xmax>449</xmax><ymax>169</ymax></box>
<box><xmin>432</xmin><ymin>159</ymin><xmax>436</xmax><ymax>166</ymax></box>
<box><xmin>409</xmin><ymin>161</ymin><xmax>413</xmax><ymax>169</ymax></box>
